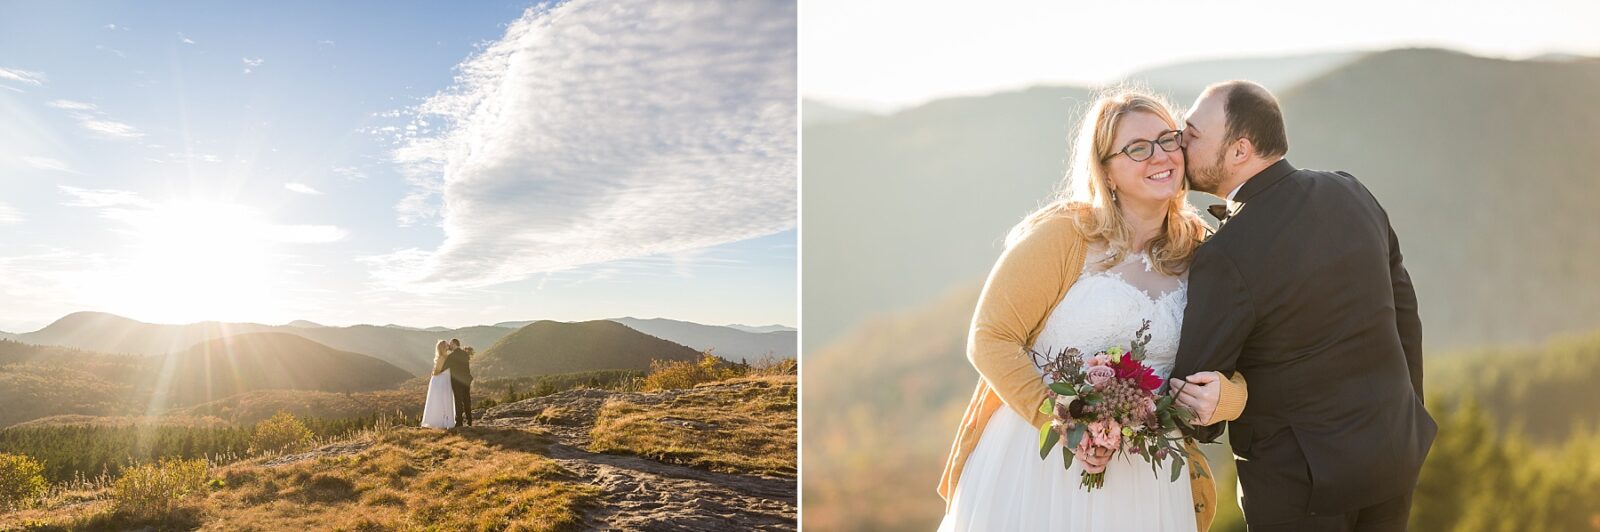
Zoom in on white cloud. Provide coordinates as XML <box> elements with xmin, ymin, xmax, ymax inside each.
<box><xmin>21</xmin><ymin>156</ymin><xmax>75</xmax><ymax>173</ymax></box>
<box><xmin>285</xmin><ymin>182</ymin><xmax>322</xmax><ymax>195</ymax></box>
<box><xmin>79</xmin><ymin>119</ymin><xmax>143</xmax><ymax>139</ymax></box>
<box><xmin>332</xmin><ymin>166</ymin><xmax>367</xmax><ymax>180</ymax></box>
<box><xmin>0</xmin><ymin>67</ymin><xmax>45</xmax><ymax>86</ymax></box>
<box><xmin>59</xmin><ymin>186</ymin><xmax>154</xmax><ymax>209</ymax></box>
<box><xmin>47</xmin><ymin>99</ymin><xmax>97</xmax><ymax>110</ymax></box>
<box><xmin>242</xmin><ymin>57</ymin><xmax>263</xmax><ymax>74</ymax></box>
<box><xmin>0</xmin><ymin>202</ymin><xmax>22</xmax><ymax>224</ymax></box>
<box><xmin>96</xmin><ymin>45</ymin><xmax>127</xmax><ymax>58</ymax></box>
<box><xmin>263</xmin><ymin>225</ymin><xmax>347</xmax><ymax>243</ymax></box>
<box><xmin>178</xmin><ymin>33</ymin><xmax>195</xmax><ymax>45</ymax></box>
<box><xmin>372</xmin><ymin>0</ymin><xmax>796</xmax><ymax>292</ymax></box>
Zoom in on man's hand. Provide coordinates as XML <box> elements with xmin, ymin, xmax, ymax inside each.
<box><xmin>1075</xmin><ymin>445</ymin><xmax>1112</xmax><ymax>473</ymax></box>
<box><xmin>1169</xmin><ymin>371</ymin><xmax>1224</xmax><ymax>426</ymax></box>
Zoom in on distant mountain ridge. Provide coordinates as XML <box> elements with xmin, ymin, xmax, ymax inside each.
<box><xmin>14</xmin><ymin>312</ymin><xmax>514</xmax><ymax>376</ymax></box>
<box><xmin>477</xmin><ymin>320</ymin><xmax>703</xmax><ymax>379</ymax></box>
<box><xmin>611</xmin><ymin>317</ymin><xmax>796</xmax><ymax>359</ymax></box>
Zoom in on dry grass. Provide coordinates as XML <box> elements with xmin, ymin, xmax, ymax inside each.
<box><xmin>589</xmin><ymin>375</ymin><xmax>796</xmax><ymax>477</ymax></box>
<box><xmin>1</xmin><ymin>426</ymin><xmax>600</xmax><ymax>531</ymax></box>
<box><xmin>202</xmin><ymin>427</ymin><xmax>598</xmax><ymax>531</ymax></box>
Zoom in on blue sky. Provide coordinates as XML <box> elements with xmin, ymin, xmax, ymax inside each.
<box><xmin>0</xmin><ymin>1</ymin><xmax>797</xmax><ymax>332</ymax></box>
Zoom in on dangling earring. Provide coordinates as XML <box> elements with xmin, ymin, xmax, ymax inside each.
<box><xmin>1110</xmin><ymin>189</ymin><xmax>1118</xmax><ymax>203</ymax></box>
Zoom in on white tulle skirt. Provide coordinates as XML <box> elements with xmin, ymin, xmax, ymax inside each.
<box><xmin>938</xmin><ymin>405</ymin><xmax>1196</xmax><ymax>532</ymax></box>
<box><xmin>420</xmin><ymin>370</ymin><xmax>456</xmax><ymax>429</ymax></box>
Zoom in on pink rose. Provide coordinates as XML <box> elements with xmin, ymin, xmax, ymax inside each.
<box><xmin>1086</xmin><ymin>366</ymin><xmax>1115</xmax><ymax>387</ymax></box>
<box><xmin>1086</xmin><ymin>353</ymin><xmax>1112</xmax><ymax>368</ymax></box>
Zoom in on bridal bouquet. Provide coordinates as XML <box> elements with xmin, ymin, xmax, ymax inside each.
<box><xmin>1031</xmin><ymin>320</ymin><xmax>1202</xmax><ymax>490</ymax></box>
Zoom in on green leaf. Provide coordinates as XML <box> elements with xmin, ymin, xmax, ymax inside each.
<box><xmin>1062</xmin><ymin>446</ymin><xmax>1073</xmax><ymax>470</ymax></box>
<box><xmin>1066</xmin><ymin>424</ymin><xmax>1086</xmax><ymax>450</ymax></box>
<box><xmin>1050</xmin><ymin>381</ymin><xmax>1077</xmax><ymax>396</ymax></box>
<box><xmin>1170</xmin><ymin>454</ymin><xmax>1186</xmax><ymax>482</ymax></box>
<box><xmin>1039</xmin><ymin>424</ymin><xmax>1060</xmax><ymax>460</ymax></box>
<box><xmin>1039</xmin><ymin>397</ymin><xmax>1055</xmax><ymax>416</ymax></box>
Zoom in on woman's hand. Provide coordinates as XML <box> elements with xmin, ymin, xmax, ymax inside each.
<box><xmin>1076</xmin><ymin>445</ymin><xmax>1112</xmax><ymax>473</ymax></box>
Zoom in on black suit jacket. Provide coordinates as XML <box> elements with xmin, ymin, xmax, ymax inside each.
<box><xmin>1173</xmin><ymin>160</ymin><xmax>1436</xmax><ymax>516</ymax></box>
<box><xmin>443</xmin><ymin>348</ymin><xmax>473</xmax><ymax>384</ymax></box>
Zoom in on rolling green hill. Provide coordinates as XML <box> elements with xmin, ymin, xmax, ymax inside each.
<box><xmin>476</xmin><ymin>320</ymin><xmax>702</xmax><ymax>379</ymax></box>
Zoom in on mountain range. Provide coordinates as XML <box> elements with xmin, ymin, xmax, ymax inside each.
<box><xmin>10</xmin><ymin>312</ymin><xmax>794</xmax><ymax>375</ymax></box>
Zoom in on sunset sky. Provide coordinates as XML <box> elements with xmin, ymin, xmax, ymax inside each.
<box><xmin>0</xmin><ymin>1</ymin><xmax>797</xmax><ymax>332</ymax></box>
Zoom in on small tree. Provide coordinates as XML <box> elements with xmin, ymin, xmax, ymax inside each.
<box><xmin>251</xmin><ymin>412</ymin><xmax>314</xmax><ymax>455</ymax></box>
<box><xmin>112</xmin><ymin>458</ymin><xmax>208</xmax><ymax>518</ymax></box>
<box><xmin>0</xmin><ymin>452</ymin><xmax>47</xmax><ymax>510</ymax></box>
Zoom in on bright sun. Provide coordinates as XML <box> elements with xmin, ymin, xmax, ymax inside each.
<box><xmin>99</xmin><ymin>200</ymin><xmax>285</xmax><ymax>324</ymax></box>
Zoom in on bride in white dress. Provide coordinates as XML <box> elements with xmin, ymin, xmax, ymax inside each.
<box><xmin>938</xmin><ymin>87</ymin><xmax>1235</xmax><ymax>531</ymax></box>
<box><xmin>421</xmin><ymin>340</ymin><xmax>456</xmax><ymax>429</ymax></box>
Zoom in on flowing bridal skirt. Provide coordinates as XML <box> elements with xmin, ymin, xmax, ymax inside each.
<box><xmin>420</xmin><ymin>370</ymin><xmax>456</xmax><ymax>429</ymax></box>
<box><xmin>938</xmin><ymin>405</ymin><xmax>1196</xmax><ymax>532</ymax></box>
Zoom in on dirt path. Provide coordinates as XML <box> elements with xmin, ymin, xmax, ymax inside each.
<box><xmin>480</xmin><ymin>385</ymin><xmax>797</xmax><ymax>531</ymax></box>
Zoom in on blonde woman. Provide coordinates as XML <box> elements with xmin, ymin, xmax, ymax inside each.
<box><xmin>937</xmin><ymin>87</ymin><xmax>1247</xmax><ymax>531</ymax></box>
<box><xmin>420</xmin><ymin>340</ymin><xmax>456</xmax><ymax>429</ymax></box>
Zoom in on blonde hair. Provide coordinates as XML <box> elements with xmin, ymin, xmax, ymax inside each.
<box><xmin>1008</xmin><ymin>85</ymin><xmax>1208</xmax><ymax>275</ymax></box>
<box><xmin>431</xmin><ymin>340</ymin><xmax>450</xmax><ymax>376</ymax></box>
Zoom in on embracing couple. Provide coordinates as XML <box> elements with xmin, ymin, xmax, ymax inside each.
<box><xmin>937</xmin><ymin>81</ymin><xmax>1437</xmax><ymax>531</ymax></box>
<box><xmin>422</xmin><ymin>338</ymin><xmax>475</xmax><ymax>429</ymax></box>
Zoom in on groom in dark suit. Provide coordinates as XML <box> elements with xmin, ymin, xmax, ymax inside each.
<box><xmin>1168</xmin><ymin>81</ymin><xmax>1435</xmax><ymax>531</ymax></box>
<box><xmin>445</xmin><ymin>338</ymin><xmax>474</xmax><ymax>427</ymax></box>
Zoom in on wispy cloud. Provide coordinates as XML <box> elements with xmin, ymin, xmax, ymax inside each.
<box><xmin>285</xmin><ymin>183</ymin><xmax>322</xmax><ymax>195</ymax></box>
<box><xmin>242</xmin><ymin>57</ymin><xmax>263</xmax><ymax>74</ymax></box>
<box><xmin>178</xmin><ymin>33</ymin><xmax>195</xmax><ymax>45</ymax></box>
<box><xmin>0</xmin><ymin>202</ymin><xmax>22</xmax><ymax>224</ymax></box>
<box><xmin>371</xmin><ymin>0</ymin><xmax>796</xmax><ymax>292</ymax></box>
<box><xmin>0</xmin><ymin>67</ymin><xmax>46</xmax><ymax>86</ymax></box>
<box><xmin>21</xmin><ymin>156</ymin><xmax>76</xmax><ymax>174</ymax></box>
<box><xmin>96</xmin><ymin>45</ymin><xmax>127</xmax><ymax>58</ymax></box>
<box><xmin>47</xmin><ymin>99</ymin><xmax>97</xmax><ymax>111</ymax></box>
<box><xmin>79</xmin><ymin>119</ymin><xmax>143</xmax><ymax>139</ymax></box>
<box><xmin>58</xmin><ymin>186</ymin><xmax>346</xmax><ymax>244</ymax></box>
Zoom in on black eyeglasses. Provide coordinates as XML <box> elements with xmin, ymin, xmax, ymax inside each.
<box><xmin>1103</xmin><ymin>129</ymin><xmax>1182</xmax><ymax>163</ymax></box>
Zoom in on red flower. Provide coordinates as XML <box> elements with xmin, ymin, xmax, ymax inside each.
<box><xmin>1112</xmin><ymin>356</ymin><xmax>1163</xmax><ymax>392</ymax></box>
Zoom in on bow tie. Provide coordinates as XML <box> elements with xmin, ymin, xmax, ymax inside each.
<box><xmin>1207</xmin><ymin>203</ymin><xmax>1233</xmax><ymax>223</ymax></box>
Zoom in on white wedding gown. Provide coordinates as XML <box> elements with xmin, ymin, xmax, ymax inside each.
<box><xmin>420</xmin><ymin>369</ymin><xmax>456</xmax><ymax>429</ymax></box>
<box><xmin>939</xmin><ymin>247</ymin><xmax>1196</xmax><ymax>532</ymax></box>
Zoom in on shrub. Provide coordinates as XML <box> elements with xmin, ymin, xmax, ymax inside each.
<box><xmin>251</xmin><ymin>412</ymin><xmax>314</xmax><ymax>455</ymax></box>
<box><xmin>111</xmin><ymin>458</ymin><xmax>208</xmax><ymax>518</ymax></box>
<box><xmin>0</xmin><ymin>452</ymin><xmax>47</xmax><ymax>510</ymax></box>
<box><xmin>641</xmin><ymin>352</ymin><xmax>740</xmax><ymax>391</ymax></box>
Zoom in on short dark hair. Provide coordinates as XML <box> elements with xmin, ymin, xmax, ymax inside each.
<box><xmin>1216</xmin><ymin>81</ymin><xmax>1288</xmax><ymax>158</ymax></box>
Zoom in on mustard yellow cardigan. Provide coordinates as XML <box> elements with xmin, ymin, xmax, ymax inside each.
<box><xmin>937</xmin><ymin>211</ymin><xmax>1247</xmax><ymax>531</ymax></box>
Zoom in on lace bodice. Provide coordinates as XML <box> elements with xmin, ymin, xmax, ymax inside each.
<box><xmin>1031</xmin><ymin>245</ymin><xmax>1188</xmax><ymax>387</ymax></box>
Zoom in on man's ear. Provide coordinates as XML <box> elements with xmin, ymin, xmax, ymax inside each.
<box><xmin>1231</xmin><ymin>138</ymin><xmax>1255</xmax><ymax>165</ymax></box>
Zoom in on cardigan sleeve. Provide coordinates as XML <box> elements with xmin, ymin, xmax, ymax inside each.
<box><xmin>967</xmin><ymin>216</ymin><xmax>1083</xmax><ymax>429</ymax></box>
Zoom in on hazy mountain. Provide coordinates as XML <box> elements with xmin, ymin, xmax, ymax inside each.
<box><xmin>725</xmin><ymin>324</ymin><xmax>798</xmax><ymax>334</ymax></box>
<box><xmin>803</xmin><ymin>85</ymin><xmax>1095</xmax><ymax>347</ymax></box>
<box><xmin>803</xmin><ymin>98</ymin><xmax>879</xmax><ymax>127</ymax></box>
<box><xmin>476</xmin><ymin>320</ymin><xmax>702</xmax><ymax>379</ymax></box>
<box><xmin>144</xmin><ymin>332</ymin><xmax>412</xmax><ymax>408</ymax></box>
<box><xmin>14</xmin><ymin>312</ymin><xmax>516</xmax><ymax>376</ymax></box>
<box><xmin>802</xmin><ymin>47</ymin><xmax>1600</xmax><ymax>351</ymax></box>
<box><xmin>283</xmin><ymin>320</ymin><xmax>325</xmax><ymax>328</ymax></box>
<box><xmin>1121</xmin><ymin>50</ymin><xmax>1365</xmax><ymax>104</ymax></box>
<box><xmin>425</xmin><ymin>326</ymin><xmax>453</xmax><ymax>332</ymax></box>
<box><xmin>611</xmin><ymin>317</ymin><xmax>796</xmax><ymax>359</ymax></box>
<box><xmin>0</xmin><ymin>331</ymin><xmax>14</xmax><ymax>341</ymax></box>
<box><xmin>383</xmin><ymin>323</ymin><xmax>422</xmax><ymax>331</ymax></box>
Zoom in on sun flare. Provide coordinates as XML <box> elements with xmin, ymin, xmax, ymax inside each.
<box><xmin>98</xmin><ymin>200</ymin><xmax>284</xmax><ymax>324</ymax></box>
